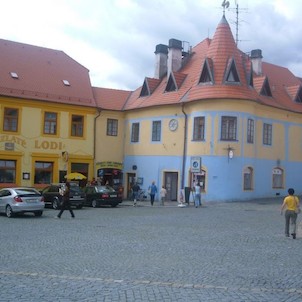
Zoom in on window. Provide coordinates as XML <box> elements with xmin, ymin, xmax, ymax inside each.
<box><xmin>192</xmin><ymin>169</ymin><xmax>206</xmax><ymax>192</ymax></box>
<box><xmin>272</xmin><ymin>168</ymin><xmax>283</xmax><ymax>189</ymax></box>
<box><xmin>3</xmin><ymin>108</ymin><xmax>18</xmax><ymax>132</ymax></box>
<box><xmin>199</xmin><ymin>59</ymin><xmax>213</xmax><ymax>84</ymax></box>
<box><xmin>131</xmin><ymin>123</ymin><xmax>140</xmax><ymax>142</ymax></box>
<box><xmin>247</xmin><ymin>119</ymin><xmax>254</xmax><ymax>143</ymax></box>
<box><xmin>71</xmin><ymin>115</ymin><xmax>84</xmax><ymax>137</ymax></box>
<box><xmin>44</xmin><ymin>112</ymin><xmax>57</xmax><ymax>135</ymax></box>
<box><xmin>243</xmin><ymin>167</ymin><xmax>253</xmax><ymax>190</ymax></box>
<box><xmin>165</xmin><ymin>74</ymin><xmax>176</xmax><ymax>92</ymax></box>
<box><xmin>152</xmin><ymin>121</ymin><xmax>161</xmax><ymax>141</ymax></box>
<box><xmin>107</xmin><ymin>119</ymin><xmax>118</xmax><ymax>136</ymax></box>
<box><xmin>193</xmin><ymin>117</ymin><xmax>205</xmax><ymax>141</ymax></box>
<box><xmin>225</xmin><ymin>59</ymin><xmax>240</xmax><ymax>83</ymax></box>
<box><xmin>221</xmin><ymin>116</ymin><xmax>237</xmax><ymax>141</ymax></box>
<box><xmin>34</xmin><ymin>162</ymin><xmax>53</xmax><ymax>184</ymax></box>
<box><xmin>263</xmin><ymin>123</ymin><xmax>272</xmax><ymax>145</ymax></box>
<box><xmin>0</xmin><ymin>160</ymin><xmax>16</xmax><ymax>183</ymax></box>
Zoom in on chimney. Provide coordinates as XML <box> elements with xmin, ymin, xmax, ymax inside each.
<box><xmin>250</xmin><ymin>49</ymin><xmax>263</xmax><ymax>76</ymax></box>
<box><xmin>154</xmin><ymin>44</ymin><xmax>168</xmax><ymax>79</ymax></box>
<box><xmin>168</xmin><ymin>38</ymin><xmax>182</xmax><ymax>76</ymax></box>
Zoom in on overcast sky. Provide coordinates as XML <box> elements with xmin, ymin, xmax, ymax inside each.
<box><xmin>1</xmin><ymin>0</ymin><xmax>301</xmax><ymax>90</ymax></box>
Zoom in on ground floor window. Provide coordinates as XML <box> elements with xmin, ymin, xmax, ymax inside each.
<box><xmin>191</xmin><ymin>169</ymin><xmax>206</xmax><ymax>191</ymax></box>
<box><xmin>243</xmin><ymin>167</ymin><xmax>253</xmax><ymax>190</ymax></box>
<box><xmin>272</xmin><ymin>167</ymin><xmax>283</xmax><ymax>188</ymax></box>
<box><xmin>34</xmin><ymin>161</ymin><xmax>53</xmax><ymax>184</ymax></box>
<box><xmin>0</xmin><ymin>160</ymin><xmax>16</xmax><ymax>183</ymax></box>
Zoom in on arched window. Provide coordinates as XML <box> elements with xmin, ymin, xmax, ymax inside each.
<box><xmin>243</xmin><ymin>167</ymin><xmax>253</xmax><ymax>190</ymax></box>
<box><xmin>272</xmin><ymin>168</ymin><xmax>284</xmax><ymax>189</ymax></box>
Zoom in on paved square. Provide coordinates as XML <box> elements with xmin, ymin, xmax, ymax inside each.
<box><xmin>0</xmin><ymin>198</ymin><xmax>301</xmax><ymax>301</ymax></box>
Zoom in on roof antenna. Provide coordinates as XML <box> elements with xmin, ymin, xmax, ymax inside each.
<box><xmin>221</xmin><ymin>0</ymin><xmax>230</xmax><ymax>16</ymax></box>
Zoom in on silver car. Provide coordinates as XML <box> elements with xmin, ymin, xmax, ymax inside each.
<box><xmin>0</xmin><ymin>187</ymin><xmax>45</xmax><ymax>218</ymax></box>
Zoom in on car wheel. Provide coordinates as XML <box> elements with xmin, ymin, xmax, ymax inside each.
<box><xmin>52</xmin><ymin>198</ymin><xmax>60</xmax><ymax>210</ymax></box>
<box><xmin>76</xmin><ymin>205</ymin><xmax>83</xmax><ymax>209</ymax></box>
<box><xmin>34</xmin><ymin>211</ymin><xmax>43</xmax><ymax>217</ymax></box>
<box><xmin>92</xmin><ymin>200</ymin><xmax>98</xmax><ymax>208</ymax></box>
<box><xmin>6</xmin><ymin>205</ymin><xmax>14</xmax><ymax>218</ymax></box>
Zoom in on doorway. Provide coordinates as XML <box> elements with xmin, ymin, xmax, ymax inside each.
<box><xmin>127</xmin><ymin>173</ymin><xmax>136</xmax><ymax>199</ymax></box>
<box><xmin>164</xmin><ymin>172</ymin><xmax>178</xmax><ymax>201</ymax></box>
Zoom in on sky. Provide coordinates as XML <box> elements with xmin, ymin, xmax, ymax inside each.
<box><xmin>0</xmin><ymin>0</ymin><xmax>302</xmax><ymax>91</ymax></box>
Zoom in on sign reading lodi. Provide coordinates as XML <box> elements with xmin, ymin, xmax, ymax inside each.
<box><xmin>0</xmin><ymin>135</ymin><xmax>65</xmax><ymax>151</ymax></box>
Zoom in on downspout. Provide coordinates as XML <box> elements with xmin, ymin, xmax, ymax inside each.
<box><xmin>181</xmin><ymin>103</ymin><xmax>188</xmax><ymax>190</ymax></box>
<box><xmin>94</xmin><ymin>108</ymin><xmax>102</xmax><ymax>162</ymax></box>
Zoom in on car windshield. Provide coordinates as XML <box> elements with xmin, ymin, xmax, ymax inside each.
<box><xmin>95</xmin><ymin>186</ymin><xmax>115</xmax><ymax>193</ymax></box>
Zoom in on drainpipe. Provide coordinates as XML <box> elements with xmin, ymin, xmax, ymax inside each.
<box><xmin>94</xmin><ymin>108</ymin><xmax>102</xmax><ymax>161</ymax></box>
<box><xmin>181</xmin><ymin>103</ymin><xmax>188</xmax><ymax>190</ymax></box>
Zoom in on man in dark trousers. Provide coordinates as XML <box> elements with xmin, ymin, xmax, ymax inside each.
<box><xmin>56</xmin><ymin>182</ymin><xmax>75</xmax><ymax>218</ymax></box>
<box><xmin>132</xmin><ymin>182</ymin><xmax>140</xmax><ymax>207</ymax></box>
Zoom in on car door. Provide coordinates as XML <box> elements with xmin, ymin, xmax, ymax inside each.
<box><xmin>0</xmin><ymin>189</ymin><xmax>10</xmax><ymax>212</ymax></box>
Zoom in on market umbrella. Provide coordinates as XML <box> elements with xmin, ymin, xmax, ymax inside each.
<box><xmin>64</xmin><ymin>172</ymin><xmax>87</xmax><ymax>180</ymax></box>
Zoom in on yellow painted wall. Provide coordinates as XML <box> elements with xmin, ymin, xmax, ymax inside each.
<box><xmin>0</xmin><ymin>97</ymin><xmax>96</xmax><ymax>186</ymax></box>
<box><xmin>95</xmin><ymin>110</ymin><xmax>125</xmax><ymax>163</ymax></box>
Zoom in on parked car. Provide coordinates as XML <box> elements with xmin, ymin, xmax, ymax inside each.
<box><xmin>83</xmin><ymin>185</ymin><xmax>122</xmax><ymax>208</ymax></box>
<box><xmin>0</xmin><ymin>187</ymin><xmax>45</xmax><ymax>218</ymax></box>
<box><xmin>41</xmin><ymin>183</ymin><xmax>85</xmax><ymax>209</ymax></box>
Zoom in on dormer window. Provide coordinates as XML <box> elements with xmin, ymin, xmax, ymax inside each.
<box><xmin>296</xmin><ymin>86</ymin><xmax>302</xmax><ymax>103</ymax></box>
<box><xmin>199</xmin><ymin>58</ymin><xmax>214</xmax><ymax>84</ymax></box>
<box><xmin>139</xmin><ymin>80</ymin><xmax>150</xmax><ymax>97</ymax></box>
<box><xmin>62</xmin><ymin>80</ymin><xmax>70</xmax><ymax>86</ymax></box>
<box><xmin>10</xmin><ymin>72</ymin><xmax>18</xmax><ymax>79</ymax></box>
<box><xmin>225</xmin><ymin>59</ymin><xmax>240</xmax><ymax>83</ymax></box>
<box><xmin>260</xmin><ymin>77</ymin><xmax>272</xmax><ymax>97</ymax></box>
<box><xmin>165</xmin><ymin>74</ymin><xmax>177</xmax><ymax>92</ymax></box>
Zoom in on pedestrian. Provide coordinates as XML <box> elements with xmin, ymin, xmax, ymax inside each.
<box><xmin>56</xmin><ymin>182</ymin><xmax>75</xmax><ymax>219</ymax></box>
<box><xmin>194</xmin><ymin>182</ymin><xmax>202</xmax><ymax>208</ymax></box>
<box><xmin>160</xmin><ymin>185</ymin><xmax>167</xmax><ymax>206</ymax></box>
<box><xmin>148</xmin><ymin>181</ymin><xmax>158</xmax><ymax>206</ymax></box>
<box><xmin>280</xmin><ymin>188</ymin><xmax>300</xmax><ymax>239</ymax></box>
<box><xmin>132</xmin><ymin>182</ymin><xmax>140</xmax><ymax>207</ymax></box>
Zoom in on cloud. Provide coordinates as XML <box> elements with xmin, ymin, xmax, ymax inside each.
<box><xmin>1</xmin><ymin>0</ymin><xmax>302</xmax><ymax>90</ymax></box>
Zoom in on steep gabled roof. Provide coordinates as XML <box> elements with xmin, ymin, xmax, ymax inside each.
<box><xmin>123</xmin><ymin>15</ymin><xmax>302</xmax><ymax>113</ymax></box>
<box><xmin>0</xmin><ymin>39</ymin><xmax>96</xmax><ymax>107</ymax></box>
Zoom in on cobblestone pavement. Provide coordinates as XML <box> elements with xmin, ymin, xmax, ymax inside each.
<box><xmin>1</xmin><ymin>198</ymin><xmax>302</xmax><ymax>301</ymax></box>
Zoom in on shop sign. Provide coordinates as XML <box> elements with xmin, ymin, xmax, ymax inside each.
<box><xmin>96</xmin><ymin>161</ymin><xmax>123</xmax><ymax>170</ymax></box>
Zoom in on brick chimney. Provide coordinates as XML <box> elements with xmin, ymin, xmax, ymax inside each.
<box><xmin>250</xmin><ymin>49</ymin><xmax>263</xmax><ymax>76</ymax></box>
<box><xmin>154</xmin><ymin>44</ymin><xmax>168</xmax><ymax>79</ymax></box>
<box><xmin>167</xmin><ymin>38</ymin><xmax>182</xmax><ymax>76</ymax></box>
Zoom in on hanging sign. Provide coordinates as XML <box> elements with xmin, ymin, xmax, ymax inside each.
<box><xmin>191</xmin><ymin>157</ymin><xmax>201</xmax><ymax>173</ymax></box>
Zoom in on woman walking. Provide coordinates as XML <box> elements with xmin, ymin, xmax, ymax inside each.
<box><xmin>281</xmin><ymin>188</ymin><xmax>300</xmax><ymax>239</ymax></box>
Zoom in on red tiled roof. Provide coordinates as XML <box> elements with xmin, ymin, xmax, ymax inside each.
<box><xmin>92</xmin><ymin>87</ymin><xmax>131</xmax><ymax>110</ymax></box>
<box><xmin>0</xmin><ymin>39</ymin><xmax>95</xmax><ymax>107</ymax></box>
<box><xmin>123</xmin><ymin>15</ymin><xmax>302</xmax><ymax>113</ymax></box>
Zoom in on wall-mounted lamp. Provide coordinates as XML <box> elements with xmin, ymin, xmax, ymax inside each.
<box><xmin>226</xmin><ymin>145</ymin><xmax>235</xmax><ymax>161</ymax></box>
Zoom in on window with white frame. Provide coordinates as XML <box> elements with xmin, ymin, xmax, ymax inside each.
<box><xmin>247</xmin><ymin>119</ymin><xmax>254</xmax><ymax>144</ymax></box>
<box><xmin>272</xmin><ymin>167</ymin><xmax>283</xmax><ymax>189</ymax></box>
<box><xmin>193</xmin><ymin>116</ymin><xmax>205</xmax><ymax>141</ymax></box>
<box><xmin>263</xmin><ymin>123</ymin><xmax>272</xmax><ymax>145</ymax></box>
<box><xmin>221</xmin><ymin>116</ymin><xmax>237</xmax><ymax>141</ymax></box>
<box><xmin>131</xmin><ymin>122</ymin><xmax>140</xmax><ymax>142</ymax></box>
<box><xmin>152</xmin><ymin>121</ymin><xmax>161</xmax><ymax>141</ymax></box>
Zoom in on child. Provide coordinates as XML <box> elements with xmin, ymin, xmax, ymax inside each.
<box><xmin>160</xmin><ymin>186</ymin><xmax>167</xmax><ymax>206</ymax></box>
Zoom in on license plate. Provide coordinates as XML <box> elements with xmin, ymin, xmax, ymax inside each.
<box><xmin>71</xmin><ymin>197</ymin><xmax>81</xmax><ymax>200</ymax></box>
<box><xmin>111</xmin><ymin>194</ymin><xmax>117</xmax><ymax>198</ymax></box>
<box><xmin>27</xmin><ymin>199</ymin><xmax>38</xmax><ymax>203</ymax></box>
